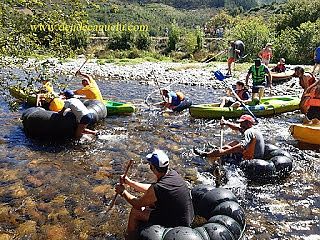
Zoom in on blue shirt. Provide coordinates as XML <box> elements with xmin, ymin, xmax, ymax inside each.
<box><xmin>168</xmin><ymin>91</ymin><xmax>181</xmax><ymax>106</ymax></box>
<box><xmin>315</xmin><ymin>47</ymin><xmax>320</xmax><ymax>61</ymax></box>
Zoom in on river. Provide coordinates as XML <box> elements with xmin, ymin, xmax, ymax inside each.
<box><xmin>0</xmin><ymin>75</ymin><xmax>319</xmax><ymax>239</ymax></box>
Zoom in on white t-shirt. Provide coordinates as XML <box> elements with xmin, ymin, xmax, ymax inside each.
<box><xmin>64</xmin><ymin>98</ymin><xmax>90</xmax><ymax>123</ymax></box>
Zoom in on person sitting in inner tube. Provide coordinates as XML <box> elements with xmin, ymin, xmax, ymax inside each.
<box><xmin>301</xmin><ymin>79</ymin><xmax>320</xmax><ymax>124</ymax></box>
<box><xmin>115</xmin><ymin>150</ymin><xmax>194</xmax><ymax>240</ymax></box>
<box><xmin>271</xmin><ymin>58</ymin><xmax>286</xmax><ymax>73</ymax></box>
<box><xmin>220</xmin><ymin>81</ymin><xmax>250</xmax><ymax>108</ymax></box>
<box><xmin>245</xmin><ymin>58</ymin><xmax>272</xmax><ymax>104</ymax></box>
<box><xmin>197</xmin><ymin>115</ymin><xmax>265</xmax><ymax>161</ymax></box>
<box><xmin>36</xmin><ymin>77</ymin><xmax>64</xmax><ymax>111</ymax></box>
<box><xmin>36</xmin><ymin>92</ymin><xmax>65</xmax><ymax>112</ymax></box>
<box><xmin>74</xmin><ymin>70</ymin><xmax>104</xmax><ymax>102</ymax></box>
<box><xmin>160</xmin><ymin>88</ymin><xmax>185</xmax><ymax>110</ymax></box>
<box><xmin>59</xmin><ymin>90</ymin><xmax>98</xmax><ymax>139</ymax></box>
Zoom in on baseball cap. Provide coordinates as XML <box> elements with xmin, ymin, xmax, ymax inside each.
<box><xmin>236</xmin><ymin>114</ymin><xmax>255</xmax><ymax>124</ymax></box>
<box><xmin>63</xmin><ymin>89</ymin><xmax>74</xmax><ymax>99</ymax></box>
<box><xmin>146</xmin><ymin>150</ymin><xmax>169</xmax><ymax>168</ymax></box>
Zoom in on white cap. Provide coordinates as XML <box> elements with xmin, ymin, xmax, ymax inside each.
<box><xmin>146</xmin><ymin>150</ymin><xmax>169</xmax><ymax>167</ymax></box>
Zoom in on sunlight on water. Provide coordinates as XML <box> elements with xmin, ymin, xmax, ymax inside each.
<box><xmin>0</xmin><ymin>78</ymin><xmax>319</xmax><ymax>239</ymax></box>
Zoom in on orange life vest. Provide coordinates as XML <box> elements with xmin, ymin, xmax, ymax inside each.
<box><xmin>304</xmin><ymin>87</ymin><xmax>320</xmax><ymax>107</ymax></box>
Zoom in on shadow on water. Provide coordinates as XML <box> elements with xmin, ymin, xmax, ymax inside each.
<box><xmin>0</xmin><ymin>80</ymin><xmax>319</xmax><ymax>239</ymax></box>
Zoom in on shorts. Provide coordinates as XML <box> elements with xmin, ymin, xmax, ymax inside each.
<box><xmin>79</xmin><ymin>113</ymin><xmax>94</xmax><ymax>125</ymax></box>
<box><xmin>306</xmin><ymin>106</ymin><xmax>320</xmax><ymax>120</ymax></box>
<box><xmin>315</xmin><ymin>59</ymin><xmax>320</xmax><ymax>64</ymax></box>
<box><xmin>252</xmin><ymin>84</ymin><xmax>265</xmax><ymax>94</ymax></box>
<box><xmin>228</xmin><ymin>57</ymin><xmax>235</xmax><ymax>64</ymax></box>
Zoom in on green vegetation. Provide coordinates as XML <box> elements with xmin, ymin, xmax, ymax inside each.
<box><xmin>0</xmin><ymin>0</ymin><xmax>319</xmax><ymax>65</ymax></box>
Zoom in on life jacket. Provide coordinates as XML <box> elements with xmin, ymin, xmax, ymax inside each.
<box><xmin>48</xmin><ymin>98</ymin><xmax>64</xmax><ymax>112</ymax></box>
<box><xmin>176</xmin><ymin>91</ymin><xmax>185</xmax><ymax>101</ymax></box>
<box><xmin>235</xmin><ymin>89</ymin><xmax>249</xmax><ymax>101</ymax></box>
<box><xmin>251</xmin><ymin>65</ymin><xmax>266</xmax><ymax>85</ymax></box>
<box><xmin>303</xmin><ymin>86</ymin><xmax>320</xmax><ymax>107</ymax></box>
<box><xmin>299</xmin><ymin>73</ymin><xmax>316</xmax><ymax>90</ymax></box>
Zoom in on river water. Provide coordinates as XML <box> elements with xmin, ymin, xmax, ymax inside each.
<box><xmin>0</xmin><ymin>78</ymin><xmax>319</xmax><ymax>240</ymax></box>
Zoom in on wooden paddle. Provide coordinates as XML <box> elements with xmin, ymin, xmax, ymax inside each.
<box><xmin>75</xmin><ymin>59</ymin><xmax>88</xmax><ymax>76</ymax></box>
<box><xmin>105</xmin><ymin>160</ymin><xmax>134</xmax><ymax>212</ymax></box>
<box><xmin>204</xmin><ymin>50</ymin><xmax>225</xmax><ymax>63</ymax></box>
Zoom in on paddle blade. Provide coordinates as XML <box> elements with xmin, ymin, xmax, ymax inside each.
<box><xmin>213</xmin><ymin>70</ymin><xmax>226</xmax><ymax>81</ymax></box>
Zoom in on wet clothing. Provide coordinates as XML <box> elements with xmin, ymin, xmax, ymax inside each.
<box><xmin>271</xmin><ymin>64</ymin><xmax>286</xmax><ymax>73</ymax></box>
<box><xmin>306</xmin><ymin>106</ymin><xmax>320</xmax><ymax>120</ymax></box>
<box><xmin>74</xmin><ymin>78</ymin><xmax>103</xmax><ymax>102</ymax></box>
<box><xmin>167</xmin><ymin>91</ymin><xmax>181</xmax><ymax>107</ymax></box>
<box><xmin>149</xmin><ymin>170</ymin><xmax>194</xmax><ymax>228</ymax></box>
<box><xmin>240</xmin><ymin>127</ymin><xmax>265</xmax><ymax>159</ymax></box>
<box><xmin>63</xmin><ymin>98</ymin><xmax>90</xmax><ymax>123</ymax></box>
<box><xmin>79</xmin><ymin>113</ymin><xmax>94</xmax><ymax>124</ymax></box>
<box><xmin>248</xmin><ymin>65</ymin><xmax>269</xmax><ymax>86</ymax></box>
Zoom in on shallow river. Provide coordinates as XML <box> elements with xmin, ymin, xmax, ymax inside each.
<box><xmin>0</xmin><ymin>79</ymin><xmax>319</xmax><ymax>240</ymax></box>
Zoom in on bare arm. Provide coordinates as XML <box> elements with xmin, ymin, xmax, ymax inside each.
<box><xmin>221</xmin><ymin>119</ymin><xmax>241</xmax><ymax>131</ymax></box>
<box><xmin>76</xmin><ymin>71</ymin><xmax>92</xmax><ymax>82</ymax></box>
<box><xmin>122</xmin><ymin>176</ymin><xmax>151</xmax><ymax>193</ymax></box>
<box><xmin>116</xmin><ymin>184</ymin><xmax>157</xmax><ymax>209</ymax></box>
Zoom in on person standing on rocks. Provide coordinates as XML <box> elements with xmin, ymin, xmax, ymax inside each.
<box><xmin>258</xmin><ymin>43</ymin><xmax>273</xmax><ymax>67</ymax></box>
<box><xmin>245</xmin><ymin>58</ymin><xmax>272</xmax><ymax>104</ymax></box>
<box><xmin>226</xmin><ymin>41</ymin><xmax>241</xmax><ymax>76</ymax></box>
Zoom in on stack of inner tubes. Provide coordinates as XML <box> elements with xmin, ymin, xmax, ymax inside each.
<box><xmin>22</xmin><ymin>99</ymin><xmax>107</xmax><ymax>140</ymax></box>
<box><xmin>240</xmin><ymin>143</ymin><xmax>293</xmax><ymax>182</ymax></box>
<box><xmin>139</xmin><ymin>185</ymin><xmax>245</xmax><ymax>240</ymax></box>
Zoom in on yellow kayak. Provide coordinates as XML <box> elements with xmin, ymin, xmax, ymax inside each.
<box><xmin>289</xmin><ymin>123</ymin><xmax>320</xmax><ymax>145</ymax></box>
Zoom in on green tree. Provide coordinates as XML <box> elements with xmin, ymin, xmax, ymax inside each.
<box><xmin>167</xmin><ymin>22</ymin><xmax>181</xmax><ymax>52</ymax></box>
<box><xmin>227</xmin><ymin>16</ymin><xmax>274</xmax><ymax>60</ymax></box>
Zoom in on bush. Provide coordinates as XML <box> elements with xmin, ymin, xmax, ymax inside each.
<box><xmin>227</xmin><ymin>16</ymin><xmax>274</xmax><ymax>61</ymax></box>
<box><xmin>167</xmin><ymin>22</ymin><xmax>181</xmax><ymax>52</ymax></box>
<box><xmin>108</xmin><ymin>31</ymin><xmax>135</xmax><ymax>50</ymax></box>
<box><xmin>135</xmin><ymin>33</ymin><xmax>151</xmax><ymax>50</ymax></box>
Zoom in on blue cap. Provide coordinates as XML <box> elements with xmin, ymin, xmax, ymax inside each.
<box><xmin>64</xmin><ymin>89</ymin><xmax>74</xmax><ymax>99</ymax></box>
<box><xmin>146</xmin><ymin>150</ymin><xmax>169</xmax><ymax>168</ymax></box>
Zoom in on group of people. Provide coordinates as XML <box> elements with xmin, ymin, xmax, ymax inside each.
<box><xmin>36</xmin><ymin>70</ymin><xmax>103</xmax><ymax>139</ymax></box>
<box><xmin>115</xmin><ymin>112</ymin><xmax>264</xmax><ymax>240</ymax></box>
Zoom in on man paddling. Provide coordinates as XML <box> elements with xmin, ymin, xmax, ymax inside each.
<box><xmin>74</xmin><ymin>70</ymin><xmax>104</xmax><ymax>102</ymax></box>
<box><xmin>114</xmin><ymin>150</ymin><xmax>194</xmax><ymax>240</ymax></box>
<box><xmin>195</xmin><ymin>115</ymin><xmax>265</xmax><ymax>161</ymax></box>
